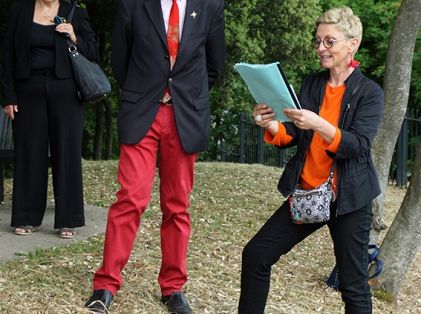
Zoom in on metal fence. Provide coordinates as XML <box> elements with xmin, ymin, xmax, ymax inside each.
<box><xmin>394</xmin><ymin>109</ymin><xmax>421</xmax><ymax>186</ymax></box>
<box><xmin>219</xmin><ymin>110</ymin><xmax>421</xmax><ymax>187</ymax></box>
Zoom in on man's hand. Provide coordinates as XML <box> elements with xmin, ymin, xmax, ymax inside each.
<box><xmin>3</xmin><ymin>105</ymin><xmax>18</xmax><ymax>120</ymax></box>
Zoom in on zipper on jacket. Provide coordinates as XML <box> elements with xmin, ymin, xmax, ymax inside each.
<box><xmin>335</xmin><ymin>102</ymin><xmax>351</xmax><ymax>217</ymax></box>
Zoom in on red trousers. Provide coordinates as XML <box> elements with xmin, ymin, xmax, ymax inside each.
<box><xmin>93</xmin><ymin>105</ymin><xmax>197</xmax><ymax>296</ymax></box>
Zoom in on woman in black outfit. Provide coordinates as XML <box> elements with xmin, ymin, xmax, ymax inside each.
<box><xmin>239</xmin><ymin>7</ymin><xmax>384</xmax><ymax>314</ymax></box>
<box><xmin>1</xmin><ymin>0</ymin><xmax>98</xmax><ymax>238</ymax></box>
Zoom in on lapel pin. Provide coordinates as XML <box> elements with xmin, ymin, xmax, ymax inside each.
<box><xmin>190</xmin><ymin>11</ymin><xmax>198</xmax><ymax>19</ymax></box>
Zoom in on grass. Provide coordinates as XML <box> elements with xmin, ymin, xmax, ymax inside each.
<box><xmin>0</xmin><ymin>161</ymin><xmax>419</xmax><ymax>313</ymax></box>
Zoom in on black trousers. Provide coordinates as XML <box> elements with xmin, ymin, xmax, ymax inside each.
<box><xmin>11</xmin><ymin>71</ymin><xmax>85</xmax><ymax>229</ymax></box>
<box><xmin>239</xmin><ymin>200</ymin><xmax>372</xmax><ymax>314</ymax></box>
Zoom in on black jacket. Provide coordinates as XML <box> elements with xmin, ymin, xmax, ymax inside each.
<box><xmin>1</xmin><ymin>0</ymin><xmax>98</xmax><ymax>105</ymax></box>
<box><xmin>111</xmin><ymin>0</ymin><xmax>225</xmax><ymax>153</ymax></box>
<box><xmin>278</xmin><ymin>68</ymin><xmax>384</xmax><ymax>215</ymax></box>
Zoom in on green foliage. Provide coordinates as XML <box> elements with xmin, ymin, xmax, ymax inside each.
<box><xmin>82</xmin><ymin>0</ymin><xmax>120</xmax><ymax>159</ymax></box>
<box><xmin>204</xmin><ymin>0</ymin><xmax>322</xmax><ymax>160</ymax></box>
<box><xmin>410</xmin><ymin>34</ymin><xmax>421</xmax><ymax>107</ymax></box>
<box><xmin>203</xmin><ymin>0</ymin><xmax>265</xmax><ymax>160</ymax></box>
<box><xmin>255</xmin><ymin>0</ymin><xmax>322</xmax><ymax>86</ymax></box>
<box><xmin>0</xmin><ymin>0</ymin><xmax>418</xmax><ymax>160</ymax></box>
<box><xmin>372</xmin><ymin>288</ymin><xmax>396</xmax><ymax>303</ymax></box>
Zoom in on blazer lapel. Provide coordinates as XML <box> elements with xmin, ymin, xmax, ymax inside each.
<box><xmin>21</xmin><ymin>0</ymin><xmax>36</xmax><ymax>57</ymax></box>
<box><xmin>178</xmin><ymin>0</ymin><xmax>201</xmax><ymax>55</ymax></box>
<box><xmin>144</xmin><ymin>0</ymin><xmax>168</xmax><ymax>49</ymax></box>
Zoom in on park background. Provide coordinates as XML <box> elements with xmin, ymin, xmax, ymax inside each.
<box><xmin>1</xmin><ymin>0</ymin><xmax>419</xmax><ymax>165</ymax></box>
<box><xmin>0</xmin><ymin>0</ymin><xmax>420</xmax><ymax>313</ymax></box>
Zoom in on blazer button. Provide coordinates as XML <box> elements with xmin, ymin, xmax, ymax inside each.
<box><xmin>165</xmin><ymin>55</ymin><xmax>170</xmax><ymax>59</ymax></box>
<box><xmin>168</xmin><ymin>78</ymin><xmax>173</xmax><ymax>82</ymax></box>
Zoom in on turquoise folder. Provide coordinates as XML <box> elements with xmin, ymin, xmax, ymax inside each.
<box><xmin>234</xmin><ymin>62</ymin><xmax>301</xmax><ymax>122</ymax></box>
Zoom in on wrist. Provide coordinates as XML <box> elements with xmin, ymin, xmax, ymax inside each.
<box><xmin>266</xmin><ymin>121</ymin><xmax>279</xmax><ymax>135</ymax></box>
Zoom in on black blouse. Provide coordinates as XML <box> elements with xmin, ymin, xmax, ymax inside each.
<box><xmin>1</xmin><ymin>0</ymin><xmax>99</xmax><ymax>105</ymax></box>
<box><xmin>30</xmin><ymin>22</ymin><xmax>56</xmax><ymax>71</ymax></box>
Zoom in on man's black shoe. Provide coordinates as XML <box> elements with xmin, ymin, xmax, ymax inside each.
<box><xmin>161</xmin><ymin>291</ymin><xmax>192</xmax><ymax>314</ymax></box>
<box><xmin>85</xmin><ymin>289</ymin><xmax>113</xmax><ymax>313</ymax></box>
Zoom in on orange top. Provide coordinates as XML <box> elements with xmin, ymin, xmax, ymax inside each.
<box><xmin>265</xmin><ymin>84</ymin><xmax>345</xmax><ymax>190</ymax></box>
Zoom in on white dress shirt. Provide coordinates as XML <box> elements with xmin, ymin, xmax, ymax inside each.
<box><xmin>161</xmin><ymin>0</ymin><xmax>186</xmax><ymax>39</ymax></box>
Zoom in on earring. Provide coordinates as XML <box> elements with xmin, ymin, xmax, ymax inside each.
<box><xmin>348</xmin><ymin>59</ymin><xmax>360</xmax><ymax>68</ymax></box>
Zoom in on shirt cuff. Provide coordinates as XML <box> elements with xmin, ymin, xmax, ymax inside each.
<box><xmin>324</xmin><ymin>127</ymin><xmax>342</xmax><ymax>153</ymax></box>
<box><xmin>264</xmin><ymin>122</ymin><xmax>293</xmax><ymax>146</ymax></box>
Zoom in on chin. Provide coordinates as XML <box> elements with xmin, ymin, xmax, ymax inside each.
<box><xmin>319</xmin><ymin>61</ymin><xmax>332</xmax><ymax>69</ymax></box>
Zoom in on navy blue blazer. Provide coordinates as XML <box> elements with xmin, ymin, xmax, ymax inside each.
<box><xmin>1</xmin><ymin>0</ymin><xmax>98</xmax><ymax>105</ymax></box>
<box><xmin>112</xmin><ymin>0</ymin><xmax>225</xmax><ymax>153</ymax></box>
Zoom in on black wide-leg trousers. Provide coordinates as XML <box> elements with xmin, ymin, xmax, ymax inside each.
<box><xmin>11</xmin><ymin>71</ymin><xmax>85</xmax><ymax>229</ymax></box>
<box><xmin>239</xmin><ymin>200</ymin><xmax>372</xmax><ymax>314</ymax></box>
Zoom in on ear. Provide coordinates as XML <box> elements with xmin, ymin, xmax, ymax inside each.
<box><xmin>349</xmin><ymin>37</ymin><xmax>360</xmax><ymax>54</ymax></box>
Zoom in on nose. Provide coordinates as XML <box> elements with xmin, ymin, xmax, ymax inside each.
<box><xmin>317</xmin><ymin>44</ymin><xmax>327</xmax><ymax>53</ymax></box>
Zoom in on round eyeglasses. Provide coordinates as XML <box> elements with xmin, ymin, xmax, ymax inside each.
<box><xmin>313</xmin><ymin>37</ymin><xmax>350</xmax><ymax>49</ymax></box>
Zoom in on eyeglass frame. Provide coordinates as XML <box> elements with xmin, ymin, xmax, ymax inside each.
<box><xmin>312</xmin><ymin>37</ymin><xmax>352</xmax><ymax>49</ymax></box>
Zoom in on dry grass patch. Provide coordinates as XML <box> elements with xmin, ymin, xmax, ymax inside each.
<box><xmin>0</xmin><ymin>161</ymin><xmax>419</xmax><ymax>313</ymax></box>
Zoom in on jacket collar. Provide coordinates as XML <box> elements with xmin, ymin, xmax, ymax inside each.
<box><xmin>144</xmin><ymin>0</ymin><xmax>168</xmax><ymax>49</ymax></box>
<box><xmin>144</xmin><ymin>0</ymin><xmax>202</xmax><ymax>60</ymax></box>
<box><xmin>178</xmin><ymin>0</ymin><xmax>201</xmax><ymax>56</ymax></box>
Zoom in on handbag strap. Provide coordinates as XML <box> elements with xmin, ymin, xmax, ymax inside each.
<box><xmin>67</xmin><ymin>4</ymin><xmax>76</xmax><ymax>23</ymax></box>
<box><xmin>65</xmin><ymin>5</ymin><xmax>77</xmax><ymax>49</ymax></box>
<box><xmin>368</xmin><ymin>244</ymin><xmax>383</xmax><ymax>279</ymax></box>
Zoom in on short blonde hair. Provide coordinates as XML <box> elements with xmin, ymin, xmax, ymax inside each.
<box><xmin>316</xmin><ymin>7</ymin><xmax>363</xmax><ymax>43</ymax></box>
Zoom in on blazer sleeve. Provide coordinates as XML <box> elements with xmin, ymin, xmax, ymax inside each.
<box><xmin>205</xmin><ymin>0</ymin><xmax>225</xmax><ymax>90</ymax></box>
<box><xmin>73</xmin><ymin>7</ymin><xmax>99</xmax><ymax>62</ymax></box>
<box><xmin>111</xmin><ymin>0</ymin><xmax>134</xmax><ymax>89</ymax></box>
<box><xmin>1</xmin><ymin>3</ymin><xmax>18</xmax><ymax>106</ymax></box>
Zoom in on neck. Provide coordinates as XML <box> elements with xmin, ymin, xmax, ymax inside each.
<box><xmin>329</xmin><ymin>66</ymin><xmax>354</xmax><ymax>87</ymax></box>
<box><xmin>36</xmin><ymin>0</ymin><xmax>60</xmax><ymax>9</ymax></box>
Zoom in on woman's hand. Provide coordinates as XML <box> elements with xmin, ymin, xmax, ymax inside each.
<box><xmin>3</xmin><ymin>105</ymin><xmax>18</xmax><ymax>120</ymax></box>
<box><xmin>253</xmin><ymin>104</ymin><xmax>279</xmax><ymax>135</ymax></box>
<box><xmin>284</xmin><ymin>108</ymin><xmax>337</xmax><ymax>143</ymax></box>
<box><xmin>283</xmin><ymin>108</ymin><xmax>321</xmax><ymax>130</ymax></box>
<box><xmin>55</xmin><ymin>23</ymin><xmax>77</xmax><ymax>44</ymax></box>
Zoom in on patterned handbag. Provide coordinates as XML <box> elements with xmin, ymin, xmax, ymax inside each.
<box><xmin>289</xmin><ymin>166</ymin><xmax>335</xmax><ymax>224</ymax></box>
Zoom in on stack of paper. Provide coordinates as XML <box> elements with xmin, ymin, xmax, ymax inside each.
<box><xmin>234</xmin><ymin>62</ymin><xmax>301</xmax><ymax>122</ymax></box>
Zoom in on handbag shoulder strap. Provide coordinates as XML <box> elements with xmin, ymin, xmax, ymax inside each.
<box><xmin>65</xmin><ymin>5</ymin><xmax>77</xmax><ymax>49</ymax></box>
<box><xmin>67</xmin><ymin>4</ymin><xmax>76</xmax><ymax>23</ymax></box>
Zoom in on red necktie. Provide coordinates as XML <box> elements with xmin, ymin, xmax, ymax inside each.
<box><xmin>162</xmin><ymin>0</ymin><xmax>179</xmax><ymax>103</ymax></box>
<box><xmin>168</xmin><ymin>0</ymin><xmax>179</xmax><ymax>70</ymax></box>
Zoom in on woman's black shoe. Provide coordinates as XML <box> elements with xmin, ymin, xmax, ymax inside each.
<box><xmin>85</xmin><ymin>289</ymin><xmax>113</xmax><ymax>313</ymax></box>
<box><xmin>161</xmin><ymin>291</ymin><xmax>192</xmax><ymax>314</ymax></box>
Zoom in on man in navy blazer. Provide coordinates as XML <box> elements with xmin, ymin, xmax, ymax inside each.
<box><xmin>85</xmin><ymin>0</ymin><xmax>225</xmax><ymax>313</ymax></box>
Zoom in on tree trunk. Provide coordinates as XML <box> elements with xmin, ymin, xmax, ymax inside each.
<box><xmin>104</xmin><ymin>98</ymin><xmax>113</xmax><ymax>160</ymax></box>
<box><xmin>93</xmin><ymin>102</ymin><xmax>105</xmax><ymax>160</ymax></box>
<box><xmin>375</xmin><ymin>142</ymin><xmax>421</xmax><ymax>298</ymax></box>
<box><xmin>370</xmin><ymin>0</ymin><xmax>421</xmax><ymax>245</ymax></box>
<box><xmin>81</xmin><ymin>128</ymin><xmax>91</xmax><ymax>159</ymax></box>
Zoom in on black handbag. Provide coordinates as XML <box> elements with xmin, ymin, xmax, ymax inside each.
<box><xmin>66</xmin><ymin>5</ymin><xmax>111</xmax><ymax>103</ymax></box>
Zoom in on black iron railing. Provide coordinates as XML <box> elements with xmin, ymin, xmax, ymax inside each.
<box><xmin>219</xmin><ymin>111</ymin><xmax>421</xmax><ymax>187</ymax></box>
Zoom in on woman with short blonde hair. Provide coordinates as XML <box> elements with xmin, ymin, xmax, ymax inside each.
<box><xmin>240</xmin><ymin>6</ymin><xmax>383</xmax><ymax>314</ymax></box>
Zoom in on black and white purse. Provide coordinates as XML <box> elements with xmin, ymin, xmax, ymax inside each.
<box><xmin>289</xmin><ymin>166</ymin><xmax>335</xmax><ymax>224</ymax></box>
